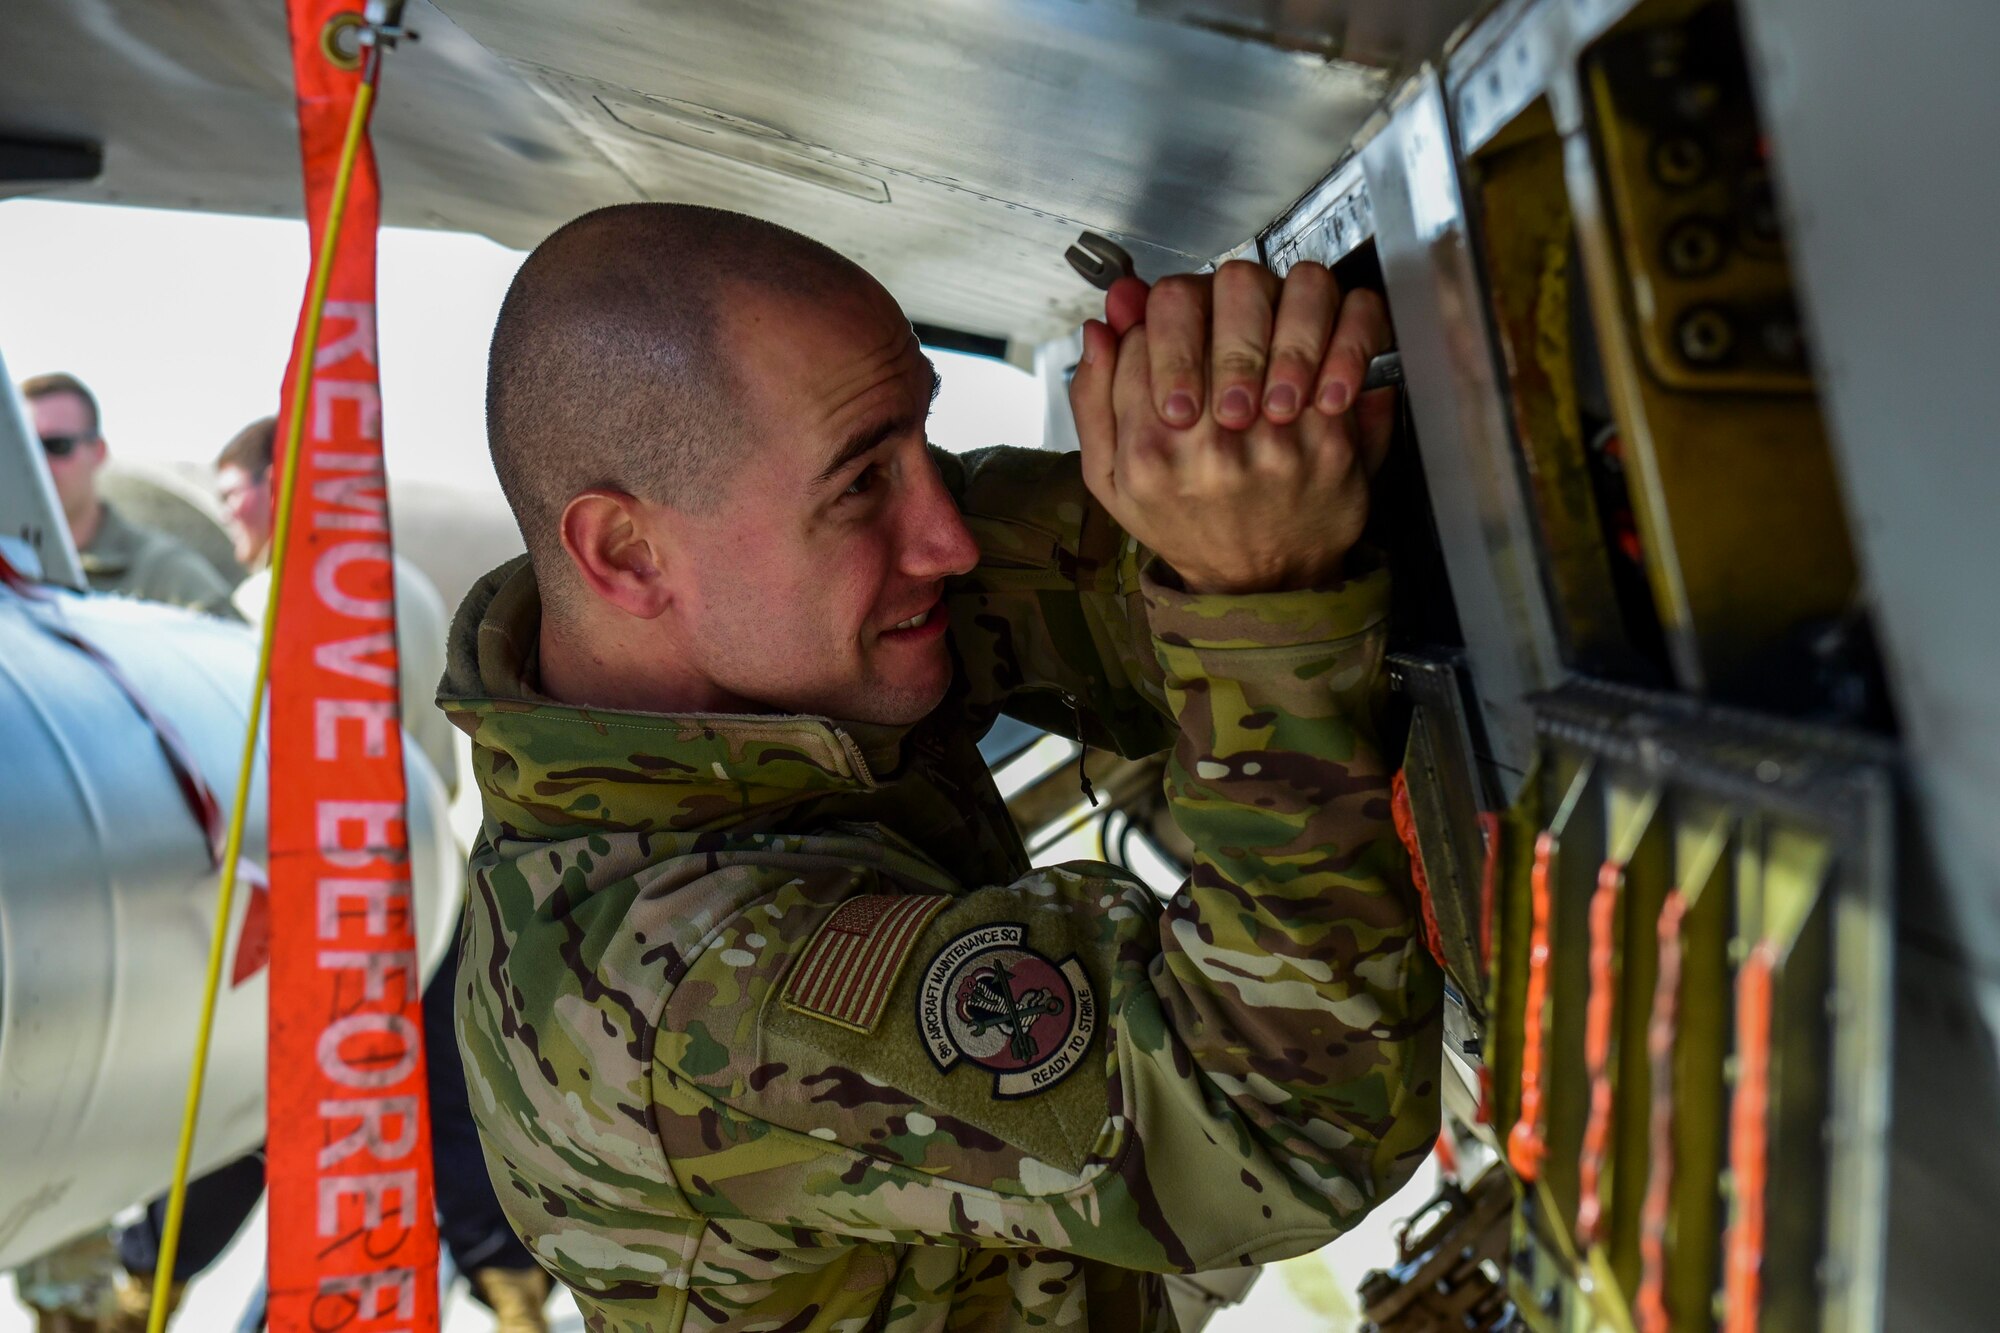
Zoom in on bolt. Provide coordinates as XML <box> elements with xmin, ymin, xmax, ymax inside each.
<box><xmin>1662</xmin><ymin>216</ymin><xmax>1727</xmax><ymax>277</ymax></box>
<box><xmin>1676</xmin><ymin>306</ymin><xmax>1737</xmax><ymax>365</ymax></box>
<box><xmin>1675</xmin><ymin>81</ymin><xmax>1723</xmax><ymax>120</ymax></box>
<box><xmin>1645</xmin><ymin>30</ymin><xmax>1685</xmax><ymax>80</ymax></box>
<box><xmin>1651</xmin><ymin>136</ymin><xmax>1711</xmax><ymax>188</ymax></box>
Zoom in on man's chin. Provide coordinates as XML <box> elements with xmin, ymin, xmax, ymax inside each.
<box><xmin>842</xmin><ymin>657</ymin><xmax>953</xmax><ymax>728</ymax></box>
<box><xmin>850</xmin><ymin>680</ymin><xmax>950</xmax><ymax>729</ymax></box>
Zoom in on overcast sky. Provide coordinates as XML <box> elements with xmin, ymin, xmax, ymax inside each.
<box><xmin>0</xmin><ymin>199</ymin><xmax>1045</xmax><ymax>508</ymax></box>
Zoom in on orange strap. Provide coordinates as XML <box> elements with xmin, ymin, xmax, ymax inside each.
<box><xmin>1389</xmin><ymin>769</ymin><xmax>1450</xmax><ymax>971</ymax></box>
<box><xmin>1576</xmin><ymin>858</ymin><xmax>1623</xmax><ymax>1244</ymax></box>
<box><xmin>1478</xmin><ymin>810</ymin><xmax>1502</xmax><ymax>969</ymax></box>
<box><xmin>265</xmin><ymin>7</ymin><xmax>438</xmax><ymax>1330</ymax></box>
<box><xmin>1435</xmin><ymin>1127</ymin><xmax>1461</xmax><ymax>1180</ymax></box>
<box><xmin>1508</xmin><ymin>830</ymin><xmax>1557</xmax><ymax>1181</ymax></box>
<box><xmin>1722</xmin><ymin>941</ymin><xmax>1777</xmax><ymax>1333</ymax></box>
<box><xmin>1636</xmin><ymin>889</ymin><xmax>1688</xmax><ymax>1333</ymax></box>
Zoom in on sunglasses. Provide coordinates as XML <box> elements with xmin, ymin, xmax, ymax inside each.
<box><xmin>39</xmin><ymin>433</ymin><xmax>98</xmax><ymax>458</ymax></box>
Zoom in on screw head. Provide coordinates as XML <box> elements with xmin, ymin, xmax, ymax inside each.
<box><xmin>1652</xmin><ymin>135</ymin><xmax>1710</xmax><ymax>188</ymax></box>
<box><xmin>1663</xmin><ymin>216</ymin><xmax>1727</xmax><ymax>277</ymax></box>
<box><xmin>1676</xmin><ymin>306</ymin><xmax>1737</xmax><ymax>365</ymax></box>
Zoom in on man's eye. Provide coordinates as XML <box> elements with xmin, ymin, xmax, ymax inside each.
<box><xmin>844</xmin><ymin>464</ymin><xmax>880</xmax><ymax>498</ymax></box>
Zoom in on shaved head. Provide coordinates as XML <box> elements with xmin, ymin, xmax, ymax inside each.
<box><xmin>486</xmin><ymin>203</ymin><xmax>872</xmax><ymax>598</ymax></box>
<box><xmin>498</xmin><ymin>203</ymin><xmax>975</xmax><ymax>726</ymax></box>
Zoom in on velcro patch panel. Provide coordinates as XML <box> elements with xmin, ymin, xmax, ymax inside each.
<box><xmin>783</xmin><ymin>892</ymin><xmax>951</xmax><ymax>1033</ymax></box>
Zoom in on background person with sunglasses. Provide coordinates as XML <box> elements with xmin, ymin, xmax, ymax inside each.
<box><xmin>21</xmin><ymin>371</ymin><xmax>236</xmax><ymax>618</ymax></box>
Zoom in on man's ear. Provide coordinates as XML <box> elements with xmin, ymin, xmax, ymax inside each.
<box><xmin>558</xmin><ymin>488</ymin><xmax>676</xmax><ymax>619</ymax></box>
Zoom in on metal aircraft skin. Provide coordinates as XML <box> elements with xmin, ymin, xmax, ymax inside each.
<box><xmin>2</xmin><ymin>2</ymin><xmax>1997</xmax><ymax>1330</ymax></box>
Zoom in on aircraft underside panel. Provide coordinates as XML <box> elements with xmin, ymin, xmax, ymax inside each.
<box><xmin>0</xmin><ymin>0</ymin><xmax>1488</xmax><ymax>344</ymax></box>
<box><xmin>1023</xmin><ymin>0</ymin><xmax>1999</xmax><ymax>1326</ymax></box>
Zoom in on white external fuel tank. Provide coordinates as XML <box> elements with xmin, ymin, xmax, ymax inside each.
<box><xmin>0</xmin><ymin>583</ymin><xmax>459</xmax><ymax>1269</ymax></box>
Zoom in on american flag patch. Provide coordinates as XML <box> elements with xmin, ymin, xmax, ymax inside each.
<box><xmin>783</xmin><ymin>893</ymin><xmax>952</xmax><ymax>1033</ymax></box>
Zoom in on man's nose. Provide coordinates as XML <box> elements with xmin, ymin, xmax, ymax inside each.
<box><xmin>901</xmin><ymin>459</ymin><xmax>979</xmax><ymax>580</ymax></box>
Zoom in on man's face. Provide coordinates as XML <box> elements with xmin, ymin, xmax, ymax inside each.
<box><xmin>216</xmin><ymin>462</ymin><xmax>273</xmax><ymax>565</ymax></box>
<box><xmin>645</xmin><ymin>277</ymin><xmax>980</xmax><ymax>727</ymax></box>
<box><xmin>30</xmin><ymin>391</ymin><xmax>105</xmax><ymax>530</ymax></box>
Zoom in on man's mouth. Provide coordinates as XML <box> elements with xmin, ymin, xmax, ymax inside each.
<box><xmin>881</xmin><ymin>597</ymin><xmax>947</xmax><ymax>641</ymax></box>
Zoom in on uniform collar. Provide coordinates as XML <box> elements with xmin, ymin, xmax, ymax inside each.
<box><xmin>77</xmin><ymin>502</ymin><xmax>140</xmax><ymax>576</ymax></box>
<box><xmin>438</xmin><ymin>556</ymin><xmax>915</xmax><ymax>839</ymax></box>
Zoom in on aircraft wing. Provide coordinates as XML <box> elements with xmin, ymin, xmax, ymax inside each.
<box><xmin>0</xmin><ymin>0</ymin><xmax>1480</xmax><ymax>343</ymax></box>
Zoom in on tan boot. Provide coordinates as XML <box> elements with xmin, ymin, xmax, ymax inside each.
<box><xmin>28</xmin><ymin>1307</ymin><xmax>103</xmax><ymax>1333</ymax></box>
<box><xmin>470</xmin><ymin>1265</ymin><xmax>552</xmax><ymax>1333</ymax></box>
<box><xmin>19</xmin><ymin>1229</ymin><xmax>120</xmax><ymax>1329</ymax></box>
<box><xmin>107</xmin><ymin>1271</ymin><xmax>183</xmax><ymax>1333</ymax></box>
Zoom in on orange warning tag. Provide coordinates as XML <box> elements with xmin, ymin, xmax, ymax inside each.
<box><xmin>784</xmin><ymin>894</ymin><xmax>951</xmax><ymax>1033</ymax></box>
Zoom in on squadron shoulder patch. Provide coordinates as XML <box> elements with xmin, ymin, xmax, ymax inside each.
<box><xmin>783</xmin><ymin>893</ymin><xmax>951</xmax><ymax>1033</ymax></box>
<box><xmin>917</xmin><ymin>924</ymin><xmax>1096</xmax><ymax>1098</ymax></box>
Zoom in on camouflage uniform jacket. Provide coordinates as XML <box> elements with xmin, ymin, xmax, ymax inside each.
<box><xmin>439</xmin><ymin>446</ymin><xmax>1441</xmax><ymax>1331</ymax></box>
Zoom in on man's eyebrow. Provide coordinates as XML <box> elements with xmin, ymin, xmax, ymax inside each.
<box><xmin>809</xmin><ymin>358</ymin><xmax>941</xmax><ymax>491</ymax></box>
<box><xmin>812</xmin><ymin>415</ymin><xmax>906</xmax><ymax>489</ymax></box>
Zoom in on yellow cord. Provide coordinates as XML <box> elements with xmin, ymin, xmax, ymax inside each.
<box><xmin>148</xmin><ymin>64</ymin><xmax>381</xmax><ymax>1333</ymax></box>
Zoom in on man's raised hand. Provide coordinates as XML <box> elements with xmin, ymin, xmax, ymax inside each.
<box><xmin>1070</xmin><ymin>260</ymin><xmax>1396</xmax><ymax>595</ymax></box>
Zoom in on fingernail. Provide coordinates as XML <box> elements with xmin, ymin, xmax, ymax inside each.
<box><xmin>1320</xmin><ymin>382</ymin><xmax>1352</xmax><ymax>415</ymax></box>
<box><xmin>1264</xmin><ymin>384</ymin><xmax>1298</xmax><ymax>418</ymax></box>
<box><xmin>1220</xmin><ymin>387</ymin><xmax>1253</xmax><ymax>422</ymax></box>
<box><xmin>1165</xmin><ymin>392</ymin><xmax>1197</xmax><ymax>425</ymax></box>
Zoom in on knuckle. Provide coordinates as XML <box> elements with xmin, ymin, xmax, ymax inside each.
<box><xmin>1215</xmin><ymin>258</ymin><xmax>1264</xmax><ymax>285</ymax></box>
<box><xmin>1284</xmin><ymin>261</ymin><xmax>1335</xmax><ymax>295</ymax></box>
<box><xmin>1250</xmin><ymin>446</ymin><xmax>1299</xmax><ymax>481</ymax></box>
<box><xmin>1344</xmin><ymin>286</ymin><xmax>1389</xmax><ymax>324</ymax></box>
<box><xmin>1153</xmin><ymin>349</ymin><xmax>1202</xmax><ymax>383</ymax></box>
<box><xmin>1217</xmin><ymin>258</ymin><xmax>1279</xmax><ymax>302</ymax></box>
<box><xmin>1125</xmin><ymin>454</ymin><xmax>1168</xmax><ymax>496</ymax></box>
<box><xmin>1211</xmin><ymin>346</ymin><xmax>1266</xmax><ymax>380</ymax></box>
<box><xmin>1323</xmin><ymin>342</ymin><xmax>1368</xmax><ymax>376</ymax></box>
<box><xmin>1267</xmin><ymin>346</ymin><xmax>1318</xmax><ymax>382</ymax></box>
<box><xmin>1152</xmin><ymin>273</ymin><xmax>1207</xmax><ymax>307</ymax></box>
